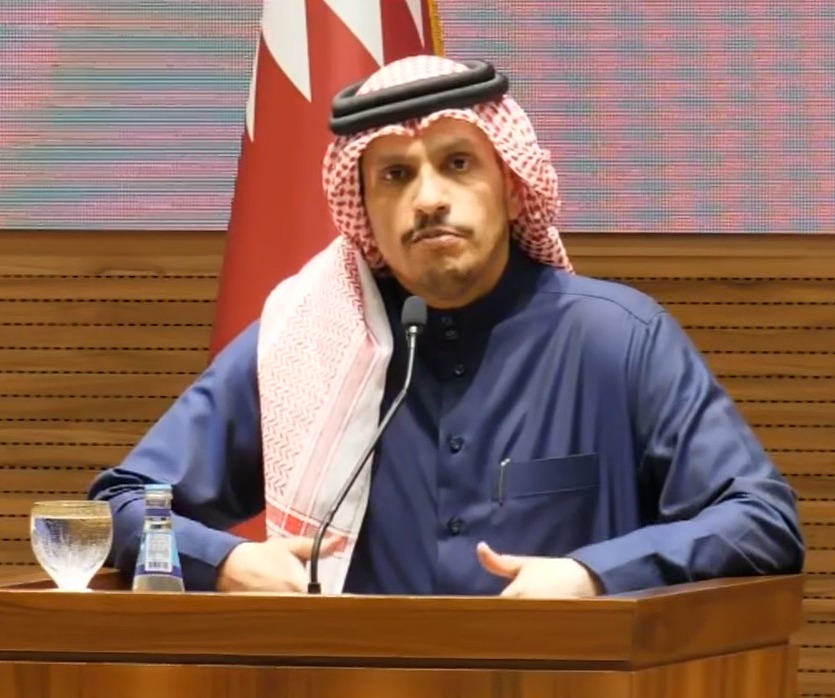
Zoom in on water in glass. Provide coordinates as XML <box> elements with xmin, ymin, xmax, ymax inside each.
<box><xmin>30</xmin><ymin>500</ymin><xmax>113</xmax><ymax>591</ymax></box>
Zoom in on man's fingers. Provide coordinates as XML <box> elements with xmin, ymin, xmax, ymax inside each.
<box><xmin>320</xmin><ymin>535</ymin><xmax>342</xmax><ymax>555</ymax></box>
<box><xmin>500</xmin><ymin>579</ymin><xmax>524</xmax><ymax>598</ymax></box>
<box><xmin>476</xmin><ymin>541</ymin><xmax>525</xmax><ymax>579</ymax></box>
<box><xmin>279</xmin><ymin>536</ymin><xmax>313</xmax><ymax>559</ymax></box>
<box><xmin>277</xmin><ymin>538</ymin><xmax>337</xmax><ymax>592</ymax></box>
<box><xmin>284</xmin><ymin>535</ymin><xmax>341</xmax><ymax>561</ymax></box>
<box><xmin>284</xmin><ymin>559</ymin><xmax>309</xmax><ymax>593</ymax></box>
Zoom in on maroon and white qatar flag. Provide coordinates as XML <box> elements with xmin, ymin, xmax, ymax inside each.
<box><xmin>212</xmin><ymin>0</ymin><xmax>443</xmax><ymax>354</ymax></box>
<box><xmin>213</xmin><ymin>0</ymin><xmax>443</xmax><ymax>539</ymax></box>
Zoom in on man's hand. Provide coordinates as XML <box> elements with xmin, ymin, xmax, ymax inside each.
<box><xmin>476</xmin><ymin>541</ymin><xmax>603</xmax><ymax>598</ymax></box>
<box><xmin>217</xmin><ymin>535</ymin><xmax>340</xmax><ymax>593</ymax></box>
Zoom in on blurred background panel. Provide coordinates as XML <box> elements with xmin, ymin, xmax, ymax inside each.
<box><xmin>0</xmin><ymin>0</ymin><xmax>259</xmax><ymax>230</ymax></box>
<box><xmin>1</xmin><ymin>0</ymin><xmax>833</xmax><ymax>232</ymax></box>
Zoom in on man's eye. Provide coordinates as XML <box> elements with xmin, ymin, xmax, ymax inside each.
<box><xmin>447</xmin><ymin>154</ymin><xmax>471</xmax><ymax>172</ymax></box>
<box><xmin>382</xmin><ymin>166</ymin><xmax>410</xmax><ymax>182</ymax></box>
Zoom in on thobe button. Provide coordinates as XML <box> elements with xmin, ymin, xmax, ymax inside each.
<box><xmin>452</xmin><ymin>363</ymin><xmax>466</xmax><ymax>377</ymax></box>
<box><xmin>448</xmin><ymin>435</ymin><xmax>464</xmax><ymax>453</ymax></box>
<box><xmin>447</xmin><ymin>517</ymin><xmax>464</xmax><ymax>535</ymax></box>
<box><xmin>444</xmin><ymin>328</ymin><xmax>459</xmax><ymax>341</ymax></box>
<box><xmin>440</xmin><ymin>315</ymin><xmax>454</xmax><ymax>327</ymax></box>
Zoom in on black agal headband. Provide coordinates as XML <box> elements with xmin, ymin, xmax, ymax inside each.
<box><xmin>329</xmin><ymin>60</ymin><xmax>509</xmax><ymax>137</ymax></box>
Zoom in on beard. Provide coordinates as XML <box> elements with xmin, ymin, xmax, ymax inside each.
<box><xmin>409</xmin><ymin>232</ymin><xmax>509</xmax><ymax>308</ymax></box>
<box><xmin>417</xmin><ymin>258</ymin><xmax>479</xmax><ymax>305</ymax></box>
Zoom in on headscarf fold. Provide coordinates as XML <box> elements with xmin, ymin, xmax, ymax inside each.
<box><xmin>256</xmin><ymin>55</ymin><xmax>572</xmax><ymax>593</ymax></box>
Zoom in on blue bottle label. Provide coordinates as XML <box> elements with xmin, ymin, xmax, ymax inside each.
<box><xmin>144</xmin><ymin>531</ymin><xmax>173</xmax><ymax>573</ymax></box>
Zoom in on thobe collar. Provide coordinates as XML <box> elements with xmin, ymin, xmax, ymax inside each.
<box><xmin>376</xmin><ymin>239</ymin><xmax>546</xmax><ymax>379</ymax></box>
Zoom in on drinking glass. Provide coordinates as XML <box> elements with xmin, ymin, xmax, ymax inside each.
<box><xmin>29</xmin><ymin>500</ymin><xmax>113</xmax><ymax>592</ymax></box>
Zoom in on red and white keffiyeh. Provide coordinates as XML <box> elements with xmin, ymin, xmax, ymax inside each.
<box><xmin>256</xmin><ymin>55</ymin><xmax>572</xmax><ymax>593</ymax></box>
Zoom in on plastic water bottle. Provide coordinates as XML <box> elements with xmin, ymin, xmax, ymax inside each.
<box><xmin>132</xmin><ymin>483</ymin><xmax>185</xmax><ymax>592</ymax></box>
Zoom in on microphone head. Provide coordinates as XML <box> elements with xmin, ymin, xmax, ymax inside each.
<box><xmin>401</xmin><ymin>295</ymin><xmax>427</xmax><ymax>333</ymax></box>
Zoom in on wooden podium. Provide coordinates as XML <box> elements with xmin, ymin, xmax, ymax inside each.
<box><xmin>0</xmin><ymin>569</ymin><xmax>802</xmax><ymax>698</ymax></box>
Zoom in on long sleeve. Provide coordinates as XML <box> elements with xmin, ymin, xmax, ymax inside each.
<box><xmin>88</xmin><ymin>320</ymin><xmax>265</xmax><ymax>591</ymax></box>
<box><xmin>569</xmin><ymin>310</ymin><xmax>805</xmax><ymax>594</ymax></box>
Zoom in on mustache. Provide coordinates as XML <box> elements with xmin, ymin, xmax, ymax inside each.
<box><xmin>403</xmin><ymin>220</ymin><xmax>473</xmax><ymax>244</ymax></box>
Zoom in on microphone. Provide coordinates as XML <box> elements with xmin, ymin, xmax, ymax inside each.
<box><xmin>307</xmin><ymin>295</ymin><xmax>427</xmax><ymax>594</ymax></box>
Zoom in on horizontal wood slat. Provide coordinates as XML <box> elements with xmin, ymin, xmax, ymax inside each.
<box><xmin>0</xmin><ymin>423</ymin><xmax>147</xmax><ymax>445</ymax></box>
<box><xmin>801</xmin><ymin>525</ymin><xmax>835</xmax><ymax>549</ymax></box>
<box><xmin>580</xmin><ymin>257</ymin><xmax>835</xmax><ymax>277</ymax></box>
<box><xmin>0</xmin><ymin>548</ymin><xmax>35</xmax><ymax>565</ymax></box>
<box><xmin>0</xmin><ymin>492</ymin><xmax>108</xmax><ymax>517</ymax></box>
<box><xmin>706</xmin><ymin>353</ymin><xmax>835</xmax><ymax>376</ymax></box>
<box><xmin>0</xmin><ymin>467</ymin><xmax>99</xmax><ymax>492</ymax></box>
<box><xmin>567</xmin><ymin>233</ymin><xmax>835</xmax><ymax>258</ymax></box>
<box><xmin>0</xmin><ymin>520</ymin><xmax>45</xmax><ymax>538</ymax></box>
<box><xmin>0</xmin><ymin>444</ymin><xmax>130</xmax><ymax>467</ymax></box>
<box><xmin>803</xmin><ymin>575</ymin><xmax>835</xmax><ymax>599</ymax></box>
<box><xmin>805</xmin><ymin>598</ymin><xmax>835</xmax><ymax>618</ymax></box>
<box><xmin>0</xmin><ymin>348</ymin><xmax>209</xmax><ymax>373</ymax></box>
<box><xmin>627</xmin><ymin>279</ymin><xmax>835</xmax><ymax>304</ymax></box>
<box><xmin>773</xmin><ymin>452</ymin><xmax>835</xmax><ymax>476</ymax></box>
<box><xmin>720</xmin><ymin>377</ymin><xmax>835</xmax><ymax>402</ymax></box>
<box><xmin>800</xmin><ymin>502</ymin><xmax>835</xmax><ymax>525</ymax></box>
<box><xmin>803</xmin><ymin>551</ymin><xmax>835</xmax><ymax>575</ymax></box>
<box><xmin>0</xmin><ymin>373</ymin><xmax>196</xmax><ymax>397</ymax></box>
<box><xmin>0</xmin><ymin>325</ymin><xmax>211</xmax><ymax>349</ymax></box>
<box><xmin>757</xmin><ymin>427</ymin><xmax>835</xmax><ymax>452</ymax></box>
<box><xmin>686</xmin><ymin>327</ymin><xmax>835</xmax><ymax>352</ymax></box>
<box><xmin>666</xmin><ymin>303</ymin><xmax>835</xmax><ymax>327</ymax></box>
<box><xmin>0</xmin><ymin>276</ymin><xmax>218</xmax><ymax>301</ymax></box>
<box><xmin>0</xmin><ymin>396</ymin><xmax>173</xmax><ymax>420</ymax></box>
<box><xmin>0</xmin><ymin>231</ymin><xmax>225</xmax><ymax>275</ymax></box>
<box><xmin>798</xmin><ymin>674</ymin><xmax>834</xmax><ymax>696</ymax></box>
<box><xmin>0</xmin><ymin>300</ymin><xmax>216</xmax><ymax>325</ymax></box>
<box><xmin>792</xmin><ymin>479</ymin><xmax>835</xmax><ymax>504</ymax></box>
<box><xmin>736</xmin><ymin>403</ymin><xmax>835</xmax><ymax>427</ymax></box>
<box><xmin>799</xmin><ymin>617</ymin><xmax>835</xmax><ymax>646</ymax></box>
<box><xmin>800</xmin><ymin>647</ymin><xmax>835</xmax><ymax>671</ymax></box>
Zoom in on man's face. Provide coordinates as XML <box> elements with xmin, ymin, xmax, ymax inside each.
<box><xmin>360</xmin><ymin>118</ymin><xmax>521</xmax><ymax>309</ymax></box>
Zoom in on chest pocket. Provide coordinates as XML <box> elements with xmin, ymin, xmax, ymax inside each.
<box><xmin>487</xmin><ymin>453</ymin><xmax>601</xmax><ymax>560</ymax></box>
<box><xmin>494</xmin><ymin>453</ymin><xmax>599</xmax><ymax>502</ymax></box>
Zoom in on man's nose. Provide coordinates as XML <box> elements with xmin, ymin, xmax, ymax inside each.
<box><xmin>412</xmin><ymin>170</ymin><xmax>451</xmax><ymax>219</ymax></box>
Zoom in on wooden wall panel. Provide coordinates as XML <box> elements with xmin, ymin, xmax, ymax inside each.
<box><xmin>1</xmin><ymin>231</ymin><xmax>834</xmax><ymax>696</ymax></box>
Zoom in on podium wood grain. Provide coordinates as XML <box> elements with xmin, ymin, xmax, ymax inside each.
<box><xmin>0</xmin><ymin>573</ymin><xmax>804</xmax><ymax>698</ymax></box>
<box><xmin>0</xmin><ymin>647</ymin><xmax>793</xmax><ymax>698</ymax></box>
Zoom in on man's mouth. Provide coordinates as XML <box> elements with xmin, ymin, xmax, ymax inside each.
<box><xmin>410</xmin><ymin>226</ymin><xmax>464</xmax><ymax>244</ymax></box>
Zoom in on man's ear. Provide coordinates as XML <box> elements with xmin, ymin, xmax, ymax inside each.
<box><xmin>503</xmin><ymin>167</ymin><xmax>523</xmax><ymax>221</ymax></box>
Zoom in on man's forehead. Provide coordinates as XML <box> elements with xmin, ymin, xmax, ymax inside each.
<box><xmin>362</xmin><ymin>118</ymin><xmax>492</xmax><ymax>162</ymax></box>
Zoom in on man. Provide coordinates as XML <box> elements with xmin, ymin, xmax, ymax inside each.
<box><xmin>89</xmin><ymin>55</ymin><xmax>804</xmax><ymax>598</ymax></box>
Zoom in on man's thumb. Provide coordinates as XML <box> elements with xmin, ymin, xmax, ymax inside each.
<box><xmin>476</xmin><ymin>541</ymin><xmax>524</xmax><ymax>579</ymax></box>
<box><xmin>285</xmin><ymin>535</ymin><xmax>340</xmax><ymax>561</ymax></box>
